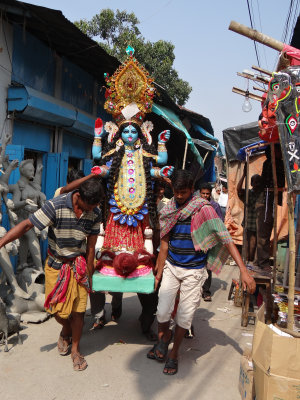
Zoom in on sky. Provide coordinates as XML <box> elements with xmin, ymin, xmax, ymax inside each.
<box><xmin>25</xmin><ymin>0</ymin><xmax>298</xmax><ymax>143</ymax></box>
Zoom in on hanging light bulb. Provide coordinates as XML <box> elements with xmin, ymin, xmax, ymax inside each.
<box><xmin>242</xmin><ymin>90</ymin><xmax>252</xmax><ymax>112</ymax></box>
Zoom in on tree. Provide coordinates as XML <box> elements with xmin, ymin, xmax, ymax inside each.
<box><xmin>75</xmin><ymin>9</ymin><xmax>192</xmax><ymax>105</ymax></box>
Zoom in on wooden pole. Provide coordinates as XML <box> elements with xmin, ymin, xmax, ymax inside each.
<box><xmin>228</xmin><ymin>21</ymin><xmax>284</xmax><ymax>52</ymax></box>
<box><xmin>251</xmin><ymin>65</ymin><xmax>273</xmax><ymax>77</ymax></box>
<box><xmin>182</xmin><ymin>138</ymin><xmax>188</xmax><ymax>169</ymax></box>
<box><xmin>237</xmin><ymin>72</ymin><xmax>270</xmax><ymax>85</ymax></box>
<box><xmin>287</xmin><ymin>193</ymin><xmax>296</xmax><ymax>331</ymax></box>
<box><xmin>270</xmin><ymin>143</ymin><xmax>278</xmax><ymax>287</ymax></box>
<box><xmin>232</xmin><ymin>87</ymin><xmax>263</xmax><ymax>102</ymax></box>
<box><xmin>253</xmin><ymin>85</ymin><xmax>267</xmax><ymax>93</ymax></box>
<box><xmin>242</xmin><ymin>152</ymin><xmax>250</xmax><ymax>262</ymax></box>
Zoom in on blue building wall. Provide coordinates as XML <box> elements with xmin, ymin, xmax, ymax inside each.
<box><xmin>13</xmin><ymin>120</ymin><xmax>52</xmax><ymax>153</ymax></box>
<box><xmin>61</xmin><ymin>57</ymin><xmax>94</xmax><ymax>114</ymax></box>
<box><xmin>3</xmin><ymin>23</ymin><xmax>112</xmax><ymax>265</ymax></box>
<box><xmin>12</xmin><ymin>24</ymin><xmax>55</xmax><ymax>96</ymax></box>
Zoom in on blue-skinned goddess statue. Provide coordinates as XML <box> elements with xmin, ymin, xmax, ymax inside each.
<box><xmin>91</xmin><ymin>48</ymin><xmax>174</xmax><ymax>275</ymax></box>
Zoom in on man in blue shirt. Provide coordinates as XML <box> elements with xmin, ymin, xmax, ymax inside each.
<box><xmin>147</xmin><ymin>170</ymin><xmax>255</xmax><ymax>375</ymax></box>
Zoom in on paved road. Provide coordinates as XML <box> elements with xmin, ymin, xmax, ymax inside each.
<box><xmin>0</xmin><ymin>264</ymin><xmax>254</xmax><ymax>400</ymax></box>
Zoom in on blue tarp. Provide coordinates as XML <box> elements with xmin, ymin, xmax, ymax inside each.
<box><xmin>236</xmin><ymin>140</ymin><xmax>268</xmax><ymax>161</ymax></box>
<box><xmin>152</xmin><ymin>104</ymin><xmax>204</xmax><ymax>168</ymax></box>
<box><xmin>192</xmin><ymin>123</ymin><xmax>225</xmax><ymax>156</ymax></box>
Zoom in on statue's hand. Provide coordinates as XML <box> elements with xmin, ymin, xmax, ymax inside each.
<box><xmin>158</xmin><ymin>130</ymin><xmax>171</xmax><ymax>143</ymax></box>
<box><xmin>3</xmin><ymin>132</ymin><xmax>12</xmax><ymax>145</ymax></box>
<box><xmin>91</xmin><ymin>166</ymin><xmax>103</xmax><ymax>176</ymax></box>
<box><xmin>99</xmin><ymin>223</ymin><xmax>105</xmax><ymax>236</ymax></box>
<box><xmin>144</xmin><ymin>227</ymin><xmax>153</xmax><ymax>239</ymax></box>
<box><xmin>10</xmin><ymin>159</ymin><xmax>19</xmax><ymax>170</ymax></box>
<box><xmin>94</xmin><ymin>118</ymin><xmax>107</xmax><ymax>138</ymax></box>
<box><xmin>160</xmin><ymin>166</ymin><xmax>174</xmax><ymax>178</ymax></box>
<box><xmin>25</xmin><ymin>204</ymin><xmax>38</xmax><ymax>213</ymax></box>
<box><xmin>25</xmin><ymin>200</ymin><xmax>38</xmax><ymax>213</ymax></box>
<box><xmin>36</xmin><ymin>164</ymin><xmax>43</xmax><ymax>173</ymax></box>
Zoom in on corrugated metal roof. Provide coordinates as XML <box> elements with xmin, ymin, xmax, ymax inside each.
<box><xmin>0</xmin><ymin>0</ymin><xmax>120</xmax><ymax>84</ymax></box>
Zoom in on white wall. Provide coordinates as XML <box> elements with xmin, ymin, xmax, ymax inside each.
<box><xmin>0</xmin><ymin>20</ymin><xmax>13</xmax><ymax>143</ymax></box>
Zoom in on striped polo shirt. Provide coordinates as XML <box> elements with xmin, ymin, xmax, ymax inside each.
<box><xmin>167</xmin><ymin>215</ymin><xmax>207</xmax><ymax>269</ymax></box>
<box><xmin>29</xmin><ymin>191</ymin><xmax>101</xmax><ymax>269</ymax></box>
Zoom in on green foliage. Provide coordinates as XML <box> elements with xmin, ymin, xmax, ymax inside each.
<box><xmin>74</xmin><ymin>9</ymin><xmax>192</xmax><ymax>105</ymax></box>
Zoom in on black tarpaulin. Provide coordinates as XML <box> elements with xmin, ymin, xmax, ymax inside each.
<box><xmin>222</xmin><ymin>121</ymin><xmax>260</xmax><ymax>161</ymax></box>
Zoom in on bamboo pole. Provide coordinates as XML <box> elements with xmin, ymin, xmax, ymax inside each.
<box><xmin>182</xmin><ymin>138</ymin><xmax>188</xmax><ymax>169</ymax></box>
<box><xmin>253</xmin><ymin>85</ymin><xmax>267</xmax><ymax>93</ymax></box>
<box><xmin>242</xmin><ymin>152</ymin><xmax>250</xmax><ymax>262</ymax></box>
<box><xmin>270</xmin><ymin>143</ymin><xmax>278</xmax><ymax>286</ymax></box>
<box><xmin>232</xmin><ymin>87</ymin><xmax>263</xmax><ymax>102</ymax></box>
<box><xmin>251</xmin><ymin>65</ymin><xmax>273</xmax><ymax>77</ymax></box>
<box><xmin>237</xmin><ymin>72</ymin><xmax>270</xmax><ymax>85</ymax></box>
<box><xmin>228</xmin><ymin>21</ymin><xmax>284</xmax><ymax>52</ymax></box>
<box><xmin>287</xmin><ymin>193</ymin><xmax>296</xmax><ymax>331</ymax></box>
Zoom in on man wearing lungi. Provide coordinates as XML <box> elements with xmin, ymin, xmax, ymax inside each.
<box><xmin>0</xmin><ymin>177</ymin><xmax>103</xmax><ymax>371</ymax></box>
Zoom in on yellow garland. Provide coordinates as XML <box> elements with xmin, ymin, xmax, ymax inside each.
<box><xmin>115</xmin><ymin>149</ymin><xmax>146</xmax><ymax>214</ymax></box>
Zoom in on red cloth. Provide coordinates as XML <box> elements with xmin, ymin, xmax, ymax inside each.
<box><xmin>283</xmin><ymin>44</ymin><xmax>300</xmax><ymax>66</ymax></box>
<box><xmin>102</xmin><ymin>213</ymin><xmax>148</xmax><ymax>251</ymax></box>
<box><xmin>44</xmin><ymin>255</ymin><xmax>89</xmax><ymax>308</ymax></box>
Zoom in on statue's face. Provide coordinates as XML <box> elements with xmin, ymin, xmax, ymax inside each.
<box><xmin>121</xmin><ymin>125</ymin><xmax>138</xmax><ymax>145</ymax></box>
<box><xmin>22</xmin><ymin>163</ymin><xmax>35</xmax><ymax>179</ymax></box>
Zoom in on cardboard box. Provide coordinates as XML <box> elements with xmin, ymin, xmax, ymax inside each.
<box><xmin>252</xmin><ymin>306</ymin><xmax>300</xmax><ymax>400</ymax></box>
<box><xmin>239</xmin><ymin>348</ymin><xmax>255</xmax><ymax>400</ymax></box>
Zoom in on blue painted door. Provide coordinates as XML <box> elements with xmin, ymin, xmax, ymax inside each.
<box><xmin>40</xmin><ymin>152</ymin><xmax>69</xmax><ymax>261</ymax></box>
<box><xmin>82</xmin><ymin>158</ymin><xmax>93</xmax><ymax>176</ymax></box>
<box><xmin>43</xmin><ymin>153</ymin><xmax>60</xmax><ymax>200</ymax></box>
<box><xmin>59</xmin><ymin>152</ymin><xmax>69</xmax><ymax>187</ymax></box>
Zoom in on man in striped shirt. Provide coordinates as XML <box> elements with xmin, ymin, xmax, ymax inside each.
<box><xmin>147</xmin><ymin>170</ymin><xmax>255</xmax><ymax>375</ymax></box>
<box><xmin>0</xmin><ymin>177</ymin><xmax>104</xmax><ymax>371</ymax></box>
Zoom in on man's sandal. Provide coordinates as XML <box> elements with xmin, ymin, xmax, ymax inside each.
<box><xmin>57</xmin><ymin>332</ymin><xmax>72</xmax><ymax>356</ymax></box>
<box><xmin>147</xmin><ymin>331</ymin><xmax>173</xmax><ymax>362</ymax></box>
<box><xmin>91</xmin><ymin>317</ymin><xmax>106</xmax><ymax>330</ymax></box>
<box><xmin>71</xmin><ymin>353</ymin><xmax>88</xmax><ymax>372</ymax></box>
<box><xmin>163</xmin><ymin>358</ymin><xmax>178</xmax><ymax>375</ymax></box>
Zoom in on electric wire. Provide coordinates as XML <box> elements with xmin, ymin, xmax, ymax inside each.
<box><xmin>288</xmin><ymin>0</ymin><xmax>300</xmax><ymax>44</ymax></box>
<box><xmin>246</xmin><ymin>0</ymin><xmax>261</xmax><ymax>69</ymax></box>
<box><xmin>255</xmin><ymin>0</ymin><xmax>269</xmax><ymax>70</ymax></box>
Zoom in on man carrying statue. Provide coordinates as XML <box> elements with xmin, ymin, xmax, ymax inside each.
<box><xmin>0</xmin><ymin>176</ymin><xmax>104</xmax><ymax>371</ymax></box>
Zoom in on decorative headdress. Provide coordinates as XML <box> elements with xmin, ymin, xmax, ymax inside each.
<box><xmin>103</xmin><ymin>46</ymin><xmax>156</xmax><ymax>144</ymax></box>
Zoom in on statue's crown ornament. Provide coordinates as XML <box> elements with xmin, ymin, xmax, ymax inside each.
<box><xmin>104</xmin><ymin>46</ymin><xmax>156</xmax><ymax>127</ymax></box>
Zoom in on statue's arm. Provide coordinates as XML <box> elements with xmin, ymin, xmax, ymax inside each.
<box><xmin>157</xmin><ymin>130</ymin><xmax>171</xmax><ymax>165</ymax></box>
<box><xmin>92</xmin><ymin>118</ymin><xmax>107</xmax><ymax>161</ymax></box>
<box><xmin>10</xmin><ymin>185</ymin><xmax>26</xmax><ymax>210</ymax></box>
<box><xmin>0</xmin><ymin>159</ymin><xmax>19</xmax><ymax>185</ymax></box>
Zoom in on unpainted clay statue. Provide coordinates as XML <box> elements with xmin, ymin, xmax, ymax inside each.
<box><xmin>9</xmin><ymin>159</ymin><xmax>46</xmax><ymax>271</ymax></box>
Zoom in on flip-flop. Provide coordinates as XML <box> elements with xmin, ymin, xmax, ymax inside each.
<box><xmin>163</xmin><ymin>358</ymin><xmax>178</xmax><ymax>375</ymax></box>
<box><xmin>57</xmin><ymin>332</ymin><xmax>71</xmax><ymax>356</ymax></box>
<box><xmin>147</xmin><ymin>344</ymin><xmax>158</xmax><ymax>360</ymax></box>
<box><xmin>146</xmin><ymin>330</ymin><xmax>173</xmax><ymax>361</ymax></box>
<box><xmin>154</xmin><ymin>331</ymin><xmax>173</xmax><ymax>362</ymax></box>
<box><xmin>71</xmin><ymin>353</ymin><xmax>88</xmax><ymax>372</ymax></box>
<box><xmin>91</xmin><ymin>317</ymin><xmax>106</xmax><ymax>330</ymax></box>
<box><xmin>184</xmin><ymin>325</ymin><xmax>194</xmax><ymax>339</ymax></box>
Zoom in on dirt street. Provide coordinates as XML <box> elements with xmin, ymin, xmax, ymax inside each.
<box><xmin>0</xmin><ymin>264</ymin><xmax>254</xmax><ymax>400</ymax></box>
